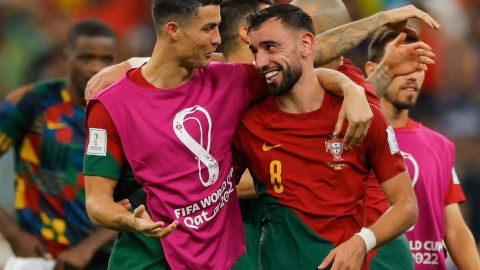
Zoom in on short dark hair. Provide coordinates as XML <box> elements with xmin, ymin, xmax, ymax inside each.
<box><xmin>246</xmin><ymin>4</ymin><xmax>315</xmax><ymax>36</ymax></box>
<box><xmin>67</xmin><ymin>19</ymin><xmax>116</xmax><ymax>48</ymax></box>
<box><xmin>368</xmin><ymin>27</ymin><xmax>419</xmax><ymax>63</ymax></box>
<box><xmin>218</xmin><ymin>0</ymin><xmax>273</xmax><ymax>57</ymax></box>
<box><xmin>152</xmin><ymin>0</ymin><xmax>222</xmax><ymax>31</ymax></box>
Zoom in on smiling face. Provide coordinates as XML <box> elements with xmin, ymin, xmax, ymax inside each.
<box><xmin>248</xmin><ymin>18</ymin><xmax>303</xmax><ymax>96</ymax></box>
<box><xmin>175</xmin><ymin>5</ymin><xmax>222</xmax><ymax>68</ymax></box>
<box><xmin>384</xmin><ymin>69</ymin><xmax>425</xmax><ymax>109</ymax></box>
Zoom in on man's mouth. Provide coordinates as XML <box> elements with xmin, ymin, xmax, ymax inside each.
<box><xmin>263</xmin><ymin>69</ymin><xmax>281</xmax><ymax>83</ymax></box>
<box><xmin>400</xmin><ymin>85</ymin><xmax>418</xmax><ymax>93</ymax></box>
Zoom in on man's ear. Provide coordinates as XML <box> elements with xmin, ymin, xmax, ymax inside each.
<box><xmin>238</xmin><ymin>26</ymin><xmax>249</xmax><ymax>44</ymax></box>
<box><xmin>165</xmin><ymin>21</ymin><xmax>180</xmax><ymax>40</ymax></box>
<box><xmin>299</xmin><ymin>32</ymin><xmax>314</xmax><ymax>57</ymax></box>
<box><xmin>365</xmin><ymin>61</ymin><xmax>378</xmax><ymax>77</ymax></box>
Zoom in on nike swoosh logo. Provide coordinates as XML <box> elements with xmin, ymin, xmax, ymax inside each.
<box><xmin>262</xmin><ymin>143</ymin><xmax>281</xmax><ymax>151</ymax></box>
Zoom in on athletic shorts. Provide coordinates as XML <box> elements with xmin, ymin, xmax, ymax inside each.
<box><xmin>108</xmin><ymin>231</ymin><xmax>170</xmax><ymax>270</ymax></box>
<box><xmin>369</xmin><ymin>234</ymin><xmax>414</xmax><ymax>270</ymax></box>
<box><xmin>258</xmin><ymin>205</ymin><xmax>338</xmax><ymax>270</ymax></box>
<box><xmin>234</xmin><ymin>198</ymin><xmax>262</xmax><ymax>270</ymax></box>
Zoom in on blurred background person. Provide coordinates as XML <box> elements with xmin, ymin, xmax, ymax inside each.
<box><xmin>0</xmin><ymin>19</ymin><xmax>118</xmax><ymax>270</ymax></box>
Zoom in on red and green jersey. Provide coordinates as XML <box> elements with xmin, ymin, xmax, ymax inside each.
<box><xmin>0</xmin><ymin>79</ymin><xmax>96</xmax><ymax>256</ymax></box>
<box><xmin>233</xmin><ymin>91</ymin><xmax>405</xmax><ymax>269</ymax></box>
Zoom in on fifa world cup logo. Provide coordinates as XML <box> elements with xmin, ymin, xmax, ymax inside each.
<box><xmin>173</xmin><ymin>105</ymin><xmax>219</xmax><ymax>187</ymax></box>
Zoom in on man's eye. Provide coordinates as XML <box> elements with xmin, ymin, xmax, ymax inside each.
<box><xmin>266</xmin><ymin>45</ymin><xmax>275</xmax><ymax>52</ymax></box>
<box><xmin>204</xmin><ymin>25</ymin><xmax>215</xmax><ymax>31</ymax></box>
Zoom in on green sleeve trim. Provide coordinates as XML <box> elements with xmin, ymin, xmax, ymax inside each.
<box><xmin>83</xmin><ymin>151</ymin><xmax>122</xmax><ymax>180</ymax></box>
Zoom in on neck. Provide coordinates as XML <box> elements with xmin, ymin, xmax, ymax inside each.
<box><xmin>380</xmin><ymin>99</ymin><xmax>409</xmax><ymax>128</ymax></box>
<box><xmin>275</xmin><ymin>67</ymin><xmax>324</xmax><ymax>113</ymax></box>
<box><xmin>225</xmin><ymin>45</ymin><xmax>253</xmax><ymax>63</ymax></box>
<box><xmin>142</xmin><ymin>39</ymin><xmax>195</xmax><ymax>89</ymax></box>
<box><xmin>65</xmin><ymin>80</ymin><xmax>85</xmax><ymax>108</ymax></box>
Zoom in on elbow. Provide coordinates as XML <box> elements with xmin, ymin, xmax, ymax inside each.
<box><xmin>404</xmin><ymin>195</ymin><xmax>419</xmax><ymax>228</ymax></box>
<box><xmin>85</xmin><ymin>197</ymin><xmax>103</xmax><ymax>227</ymax></box>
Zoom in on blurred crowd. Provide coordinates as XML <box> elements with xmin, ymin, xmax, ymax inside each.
<box><xmin>0</xmin><ymin>0</ymin><xmax>479</xmax><ymax>251</ymax></box>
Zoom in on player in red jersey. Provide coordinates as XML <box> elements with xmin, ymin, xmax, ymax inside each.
<box><xmin>293</xmin><ymin>1</ymin><xmax>437</xmax><ymax>269</ymax></box>
<box><xmin>233</xmin><ymin>5</ymin><xmax>418</xmax><ymax>270</ymax></box>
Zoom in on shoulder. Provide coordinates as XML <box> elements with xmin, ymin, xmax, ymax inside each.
<box><xmin>366</xmin><ymin>104</ymin><xmax>390</xmax><ymax>137</ymax></box>
<box><xmin>203</xmin><ymin>61</ymin><xmax>251</xmax><ymax>80</ymax></box>
<box><xmin>417</xmin><ymin>124</ymin><xmax>455</xmax><ymax>150</ymax></box>
<box><xmin>93</xmin><ymin>74</ymin><xmax>132</xmax><ymax>101</ymax></box>
<box><xmin>5</xmin><ymin>79</ymin><xmax>65</xmax><ymax>107</ymax></box>
<box><xmin>240</xmin><ymin>98</ymin><xmax>272</xmax><ymax>127</ymax></box>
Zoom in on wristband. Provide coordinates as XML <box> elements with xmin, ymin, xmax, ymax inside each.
<box><xmin>127</xmin><ymin>57</ymin><xmax>150</xmax><ymax>68</ymax></box>
<box><xmin>355</xmin><ymin>227</ymin><xmax>376</xmax><ymax>252</ymax></box>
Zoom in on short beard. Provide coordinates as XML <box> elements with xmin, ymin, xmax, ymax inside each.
<box><xmin>386</xmin><ymin>92</ymin><xmax>417</xmax><ymax>110</ymax></box>
<box><xmin>268</xmin><ymin>62</ymin><xmax>303</xmax><ymax>97</ymax></box>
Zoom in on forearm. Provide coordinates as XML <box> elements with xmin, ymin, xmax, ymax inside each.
<box><xmin>444</xmin><ymin>205</ymin><xmax>480</xmax><ymax>269</ymax></box>
<box><xmin>314</xmin><ymin>68</ymin><xmax>360</xmax><ymax>98</ymax></box>
<box><xmin>371</xmin><ymin>172</ymin><xmax>418</xmax><ymax>246</ymax></box>
<box><xmin>74</xmin><ymin>229</ymin><xmax>117</xmax><ymax>255</ymax></box>
<box><xmin>314</xmin><ymin>12</ymin><xmax>387</xmax><ymax>66</ymax></box>
<box><xmin>86</xmin><ymin>196</ymin><xmax>135</xmax><ymax>232</ymax></box>
<box><xmin>85</xmin><ymin>176</ymin><xmax>135</xmax><ymax>232</ymax></box>
<box><xmin>370</xmin><ymin>198</ymin><xmax>417</xmax><ymax>246</ymax></box>
<box><xmin>0</xmin><ymin>206</ymin><xmax>21</xmax><ymax>241</ymax></box>
<box><xmin>367</xmin><ymin>62</ymin><xmax>394</xmax><ymax>98</ymax></box>
<box><xmin>446</xmin><ymin>227</ymin><xmax>480</xmax><ymax>269</ymax></box>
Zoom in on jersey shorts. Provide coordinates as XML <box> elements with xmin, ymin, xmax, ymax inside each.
<box><xmin>369</xmin><ymin>235</ymin><xmax>413</xmax><ymax>270</ymax></box>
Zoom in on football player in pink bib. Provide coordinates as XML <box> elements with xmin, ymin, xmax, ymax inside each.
<box><xmin>365</xmin><ymin>28</ymin><xmax>480</xmax><ymax>270</ymax></box>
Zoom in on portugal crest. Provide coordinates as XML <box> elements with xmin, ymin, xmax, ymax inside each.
<box><xmin>325</xmin><ymin>135</ymin><xmax>348</xmax><ymax>161</ymax></box>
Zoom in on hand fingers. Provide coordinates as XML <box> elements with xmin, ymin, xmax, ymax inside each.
<box><xmin>85</xmin><ymin>80</ymin><xmax>96</xmax><ymax>102</ymax></box>
<box><xmin>118</xmin><ymin>199</ymin><xmax>132</xmax><ymax>209</ymax></box>
<box><xmin>330</xmin><ymin>258</ymin><xmax>343</xmax><ymax>270</ymax></box>
<box><xmin>412</xmin><ymin>41</ymin><xmax>432</xmax><ymax>52</ymax></box>
<box><xmin>139</xmin><ymin>220</ymin><xmax>165</xmax><ymax>232</ymax></box>
<box><xmin>145</xmin><ymin>220</ymin><xmax>179</xmax><ymax>238</ymax></box>
<box><xmin>415</xmin><ymin>8</ymin><xmax>441</xmax><ymax>29</ymax></box>
<box><xmin>391</xmin><ymin>32</ymin><xmax>407</xmax><ymax>46</ymax></box>
<box><xmin>342</xmin><ymin>122</ymin><xmax>357</xmax><ymax>147</ymax></box>
<box><xmin>419</xmin><ymin>55</ymin><xmax>435</xmax><ymax>65</ymax></box>
<box><xmin>350</xmin><ymin>117</ymin><xmax>372</xmax><ymax>147</ymax></box>
<box><xmin>133</xmin><ymin>204</ymin><xmax>146</xmax><ymax>217</ymax></box>
<box><xmin>416</xmin><ymin>48</ymin><xmax>435</xmax><ymax>60</ymax></box>
<box><xmin>348</xmin><ymin>121</ymin><xmax>367</xmax><ymax>147</ymax></box>
<box><xmin>318</xmin><ymin>249</ymin><xmax>336</xmax><ymax>269</ymax></box>
<box><xmin>333</xmin><ymin>111</ymin><xmax>346</xmax><ymax>136</ymax></box>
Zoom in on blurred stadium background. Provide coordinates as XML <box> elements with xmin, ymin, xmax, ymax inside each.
<box><xmin>0</xmin><ymin>0</ymin><xmax>479</xmax><ymax>269</ymax></box>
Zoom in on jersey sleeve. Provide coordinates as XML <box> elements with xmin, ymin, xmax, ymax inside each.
<box><xmin>365</xmin><ymin>105</ymin><xmax>406</xmax><ymax>183</ymax></box>
<box><xmin>445</xmin><ymin>167</ymin><xmax>466</xmax><ymax>205</ymax></box>
<box><xmin>336</xmin><ymin>62</ymin><xmax>380</xmax><ymax>107</ymax></box>
<box><xmin>241</xmin><ymin>63</ymin><xmax>268</xmax><ymax>105</ymax></box>
<box><xmin>83</xmin><ymin>101</ymin><xmax>125</xmax><ymax>180</ymax></box>
<box><xmin>0</xmin><ymin>85</ymin><xmax>36</xmax><ymax>155</ymax></box>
